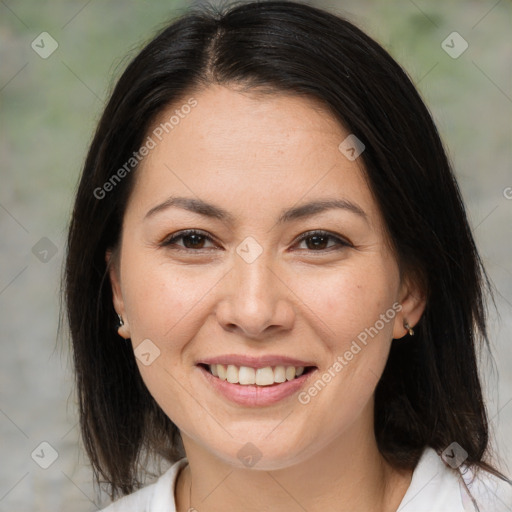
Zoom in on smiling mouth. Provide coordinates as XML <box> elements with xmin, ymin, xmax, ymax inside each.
<box><xmin>198</xmin><ymin>363</ymin><xmax>317</xmax><ymax>386</ymax></box>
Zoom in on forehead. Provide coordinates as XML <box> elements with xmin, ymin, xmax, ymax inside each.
<box><xmin>126</xmin><ymin>84</ymin><xmax>380</xmax><ymax>228</ymax></box>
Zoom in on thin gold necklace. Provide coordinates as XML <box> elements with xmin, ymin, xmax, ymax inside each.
<box><xmin>188</xmin><ymin>466</ymin><xmax>192</xmax><ymax>511</ymax></box>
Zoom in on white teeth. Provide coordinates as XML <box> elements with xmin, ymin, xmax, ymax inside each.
<box><xmin>239</xmin><ymin>366</ymin><xmax>256</xmax><ymax>385</ymax></box>
<box><xmin>285</xmin><ymin>366</ymin><xmax>296</xmax><ymax>381</ymax></box>
<box><xmin>226</xmin><ymin>364</ymin><xmax>239</xmax><ymax>384</ymax></box>
<box><xmin>217</xmin><ymin>364</ymin><xmax>227</xmax><ymax>381</ymax></box>
<box><xmin>255</xmin><ymin>367</ymin><xmax>275</xmax><ymax>386</ymax></box>
<box><xmin>207</xmin><ymin>364</ymin><xmax>309</xmax><ymax>385</ymax></box>
<box><xmin>274</xmin><ymin>366</ymin><xmax>286</xmax><ymax>383</ymax></box>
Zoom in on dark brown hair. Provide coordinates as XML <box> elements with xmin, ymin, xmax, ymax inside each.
<box><xmin>62</xmin><ymin>0</ymin><xmax>510</xmax><ymax>501</ymax></box>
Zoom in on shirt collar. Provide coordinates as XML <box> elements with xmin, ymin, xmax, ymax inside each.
<box><xmin>397</xmin><ymin>447</ymin><xmax>466</xmax><ymax>511</ymax></box>
<box><xmin>155</xmin><ymin>449</ymin><xmax>471</xmax><ymax>512</ymax></box>
<box><xmin>150</xmin><ymin>457</ymin><xmax>188</xmax><ymax>511</ymax></box>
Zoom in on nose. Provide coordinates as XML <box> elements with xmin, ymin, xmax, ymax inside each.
<box><xmin>215</xmin><ymin>252</ymin><xmax>295</xmax><ymax>339</ymax></box>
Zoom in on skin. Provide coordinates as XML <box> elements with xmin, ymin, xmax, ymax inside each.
<box><xmin>107</xmin><ymin>84</ymin><xmax>426</xmax><ymax>512</ymax></box>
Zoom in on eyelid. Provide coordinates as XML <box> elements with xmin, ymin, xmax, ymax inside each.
<box><xmin>160</xmin><ymin>229</ymin><xmax>217</xmax><ymax>249</ymax></box>
<box><xmin>160</xmin><ymin>229</ymin><xmax>353</xmax><ymax>252</ymax></box>
<box><xmin>294</xmin><ymin>229</ymin><xmax>353</xmax><ymax>249</ymax></box>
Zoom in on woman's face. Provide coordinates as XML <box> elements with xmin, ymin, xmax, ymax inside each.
<box><xmin>108</xmin><ymin>84</ymin><xmax>424</xmax><ymax>469</ymax></box>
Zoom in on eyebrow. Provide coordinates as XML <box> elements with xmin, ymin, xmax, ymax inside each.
<box><xmin>144</xmin><ymin>196</ymin><xmax>368</xmax><ymax>225</ymax></box>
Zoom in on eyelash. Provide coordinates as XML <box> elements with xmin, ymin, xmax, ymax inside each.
<box><xmin>160</xmin><ymin>229</ymin><xmax>352</xmax><ymax>253</ymax></box>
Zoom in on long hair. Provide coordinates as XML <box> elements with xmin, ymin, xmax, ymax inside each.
<box><xmin>62</xmin><ymin>0</ymin><xmax>508</xmax><ymax>500</ymax></box>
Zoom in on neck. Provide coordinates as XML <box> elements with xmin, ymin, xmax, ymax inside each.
<box><xmin>175</xmin><ymin>411</ymin><xmax>412</xmax><ymax>512</ymax></box>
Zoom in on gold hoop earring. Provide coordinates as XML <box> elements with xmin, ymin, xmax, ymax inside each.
<box><xmin>403</xmin><ymin>320</ymin><xmax>414</xmax><ymax>336</ymax></box>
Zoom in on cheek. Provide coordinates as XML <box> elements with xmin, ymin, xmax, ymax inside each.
<box><xmin>122</xmin><ymin>252</ymin><xmax>217</xmax><ymax>344</ymax></box>
<box><xmin>295</xmin><ymin>259</ymin><xmax>400</xmax><ymax>418</ymax></box>
<box><xmin>293</xmin><ymin>258</ymin><xmax>399</xmax><ymax>350</ymax></box>
<box><xmin>119</xmin><ymin>252</ymin><xmax>216</xmax><ymax>422</ymax></box>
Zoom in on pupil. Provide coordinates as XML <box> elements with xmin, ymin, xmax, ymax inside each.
<box><xmin>307</xmin><ymin>235</ymin><xmax>327</xmax><ymax>250</ymax></box>
<box><xmin>184</xmin><ymin>234</ymin><xmax>204</xmax><ymax>249</ymax></box>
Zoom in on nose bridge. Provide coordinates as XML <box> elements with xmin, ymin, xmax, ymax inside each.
<box><xmin>233</xmin><ymin>246</ymin><xmax>276</xmax><ymax>312</ymax></box>
<box><xmin>217</xmin><ymin>243</ymin><xmax>292</xmax><ymax>337</ymax></box>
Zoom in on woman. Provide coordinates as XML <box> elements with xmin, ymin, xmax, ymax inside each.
<box><xmin>63</xmin><ymin>1</ymin><xmax>512</xmax><ymax>510</ymax></box>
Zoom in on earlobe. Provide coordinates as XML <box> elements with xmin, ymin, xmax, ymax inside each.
<box><xmin>393</xmin><ymin>273</ymin><xmax>427</xmax><ymax>339</ymax></box>
<box><xmin>105</xmin><ymin>249</ymin><xmax>131</xmax><ymax>339</ymax></box>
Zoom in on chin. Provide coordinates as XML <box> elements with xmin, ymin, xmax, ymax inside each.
<box><xmin>206</xmin><ymin>434</ymin><xmax>314</xmax><ymax>471</ymax></box>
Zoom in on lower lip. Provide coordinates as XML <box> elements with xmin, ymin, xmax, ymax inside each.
<box><xmin>197</xmin><ymin>365</ymin><xmax>317</xmax><ymax>407</ymax></box>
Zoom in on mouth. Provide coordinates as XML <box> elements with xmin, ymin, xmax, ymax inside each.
<box><xmin>196</xmin><ymin>362</ymin><xmax>318</xmax><ymax>407</ymax></box>
<box><xmin>198</xmin><ymin>363</ymin><xmax>317</xmax><ymax>386</ymax></box>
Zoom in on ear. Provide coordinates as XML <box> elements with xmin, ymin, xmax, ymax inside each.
<box><xmin>392</xmin><ymin>271</ymin><xmax>426</xmax><ymax>339</ymax></box>
<box><xmin>106</xmin><ymin>248</ymin><xmax>131</xmax><ymax>339</ymax></box>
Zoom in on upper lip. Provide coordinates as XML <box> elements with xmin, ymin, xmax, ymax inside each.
<box><xmin>198</xmin><ymin>354</ymin><xmax>317</xmax><ymax>369</ymax></box>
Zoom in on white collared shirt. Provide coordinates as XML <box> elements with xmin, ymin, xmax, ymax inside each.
<box><xmin>99</xmin><ymin>447</ymin><xmax>512</xmax><ymax>511</ymax></box>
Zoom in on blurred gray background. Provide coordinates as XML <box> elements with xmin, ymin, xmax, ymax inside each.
<box><xmin>1</xmin><ymin>0</ymin><xmax>511</xmax><ymax>510</ymax></box>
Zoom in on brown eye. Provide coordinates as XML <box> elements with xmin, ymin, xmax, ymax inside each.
<box><xmin>180</xmin><ymin>233</ymin><xmax>207</xmax><ymax>249</ymax></box>
<box><xmin>295</xmin><ymin>230</ymin><xmax>352</xmax><ymax>251</ymax></box>
<box><xmin>161</xmin><ymin>230</ymin><xmax>216</xmax><ymax>250</ymax></box>
<box><xmin>303</xmin><ymin>234</ymin><xmax>330</xmax><ymax>250</ymax></box>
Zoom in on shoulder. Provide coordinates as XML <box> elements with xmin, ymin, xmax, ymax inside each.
<box><xmin>398</xmin><ymin>447</ymin><xmax>512</xmax><ymax>512</ymax></box>
<box><xmin>98</xmin><ymin>458</ymin><xmax>188</xmax><ymax>512</ymax></box>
